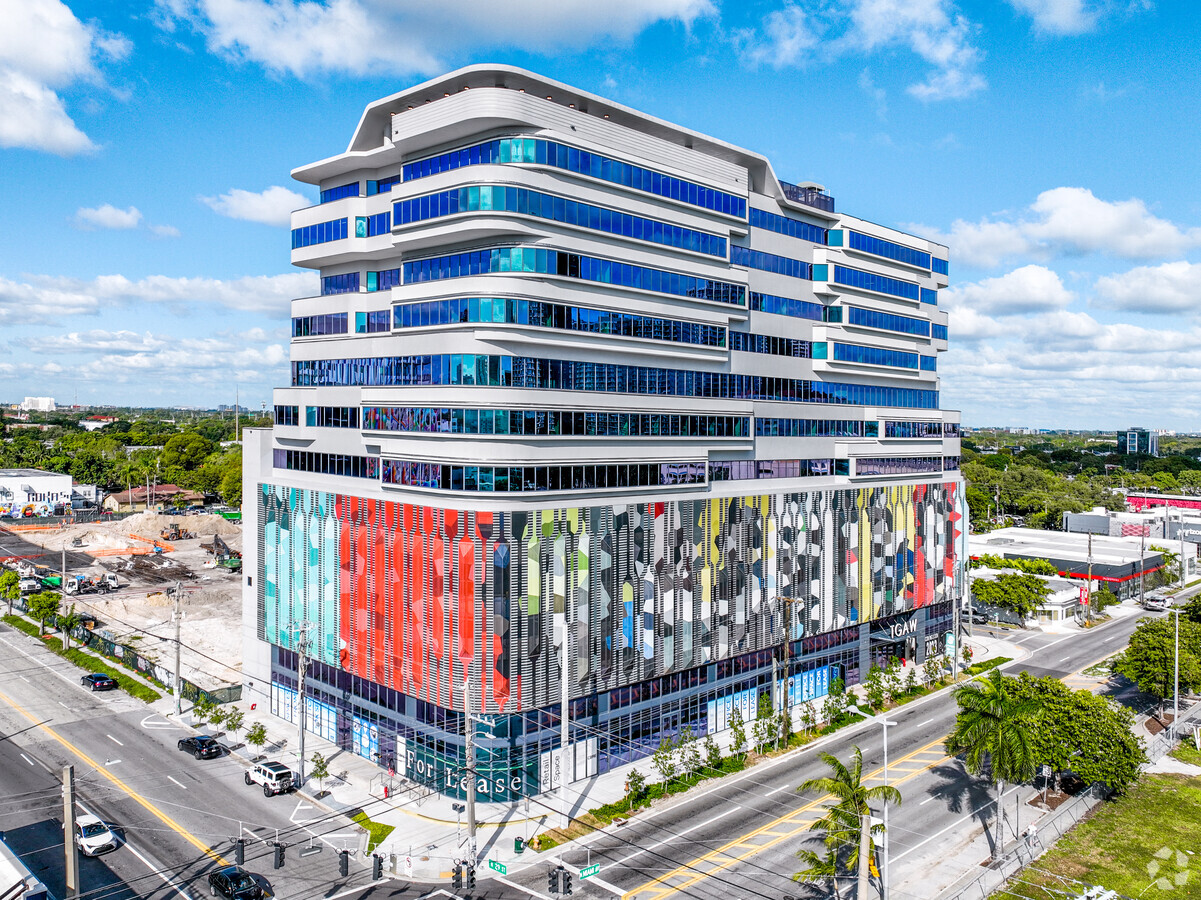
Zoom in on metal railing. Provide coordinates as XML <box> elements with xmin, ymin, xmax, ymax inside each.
<box><xmin>780</xmin><ymin>181</ymin><xmax>836</xmax><ymax>213</ymax></box>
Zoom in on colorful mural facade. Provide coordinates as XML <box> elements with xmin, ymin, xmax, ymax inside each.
<box><xmin>259</xmin><ymin>480</ymin><xmax>965</xmax><ymax>716</ymax></box>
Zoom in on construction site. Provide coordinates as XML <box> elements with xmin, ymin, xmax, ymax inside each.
<box><xmin>0</xmin><ymin>512</ymin><xmax>245</xmax><ymax>694</ymax></box>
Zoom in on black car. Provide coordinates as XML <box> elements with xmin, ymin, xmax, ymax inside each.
<box><xmin>178</xmin><ymin>735</ymin><xmax>222</xmax><ymax>759</ymax></box>
<box><xmin>81</xmin><ymin>673</ymin><xmax>117</xmax><ymax>691</ymax></box>
<box><xmin>208</xmin><ymin>865</ymin><xmax>266</xmax><ymax>900</ymax></box>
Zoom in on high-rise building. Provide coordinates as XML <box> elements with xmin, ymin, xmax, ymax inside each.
<box><xmin>1121</xmin><ymin>427</ymin><xmax>1159</xmax><ymax>457</ymax></box>
<box><xmin>242</xmin><ymin>66</ymin><xmax>966</xmax><ymax>802</ymax></box>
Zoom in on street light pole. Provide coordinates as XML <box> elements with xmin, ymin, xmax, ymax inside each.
<box><xmin>1173</xmin><ymin>606</ymin><xmax>1180</xmax><ymax>741</ymax></box>
<box><xmin>848</xmin><ymin>705</ymin><xmax>896</xmax><ymax>900</ymax></box>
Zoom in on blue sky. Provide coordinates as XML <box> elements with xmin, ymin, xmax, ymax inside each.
<box><xmin>1</xmin><ymin>0</ymin><xmax>1198</xmax><ymax>430</ymax></box>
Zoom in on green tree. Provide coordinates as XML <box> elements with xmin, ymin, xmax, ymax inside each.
<box><xmin>729</xmin><ymin>707</ymin><xmax>748</xmax><ymax>757</ymax></box>
<box><xmin>192</xmin><ymin>695</ymin><xmax>216</xmax><ymax>727</ymax></box>
<box><xmin>0</xmin><ymin>570</ymin><xmax>19</xmax><ymax>615</ymax></box>
<box><xmin>28</xmin><ymin>591</ymin><xmax>60</xmax><ymax>635</ymax></box>
<box><xmin>310</xmin><ymin>751</ymin><xmax>331</xmax><ymax>795</ymax></box>
<box><xmin>208</xmin><ymin>705</ymin><xmax>229</xmax><ymax>732</ymax></box>
<box><xmin>57</xmin><ymin>603</ymin><xmax>81</xmax><ymax>650</ymax></box>
<box><xmin>904</xmin><ymin>665</ymin><xmax>918</xmax><ymax>695</ymax></box>
<box><xmin>799</xmin><ymin>701</ymin><xmax>817</xmax><ymax>736</ymax></box>
<box><xmin>883</xmin><ymin>658</ymin><xmax>903</xmax><ymax>704</ymax></box>
<box><xmin>971</xmin><ymin>572</ymin><xmax>1051</xmax><ymax>619</ymax></box>
<box><xmin>863</xmin><ymin>664</ymin><xmax>886</xmax><ymax>709</ymax></box>
<box><xmin>626</xmin><ymin>769</ymin><xmax>646</xmax><ymax>810</ymax></box>
<box><xmin>923</xmin><ymin>652</ymin><xmax>944</xmax><ymax>688</ymax></box>
<box><xmin>246</xmin><ymin>722</ymin><xmax>268</xmax><ymax>756</ymax></box>
<box><xmin>702</xmin><ymin>734</ymin><xmax>722</xmax><ymax>773</ymax></box>
<box><xmin>162</xmin><ymin>432</ymin><xmax>214</xmax><ymax>470</ymax></box>
<box><xmin>795</xmin><ymin>747</ymin><xmax>901</xmax><ymax>900</ymax></box>
<box><xmin>1091</xmin><ymin>587</ymin><xmax>1119</xmax><ymax>613</ymax></box>
<box><xmin>1006</xmin><ymin>672</ymin><xmax>1146</xmax><ymax>795</ymax></box>
<box><xmin>945</xmin><ymin>670</ymin><xmax>1042</xmax><ymax>857</ymax></box>
<box><xmin>652</xmin><ymin>735</ymin><xmax>677</xmax><ymax>786</ymax></box>
<box><xmin>224</xmin><ymin>706</ymin><xmax>245</xmax><ymax>741</ymax></box>
<box><xmin>821</xmin><ymin>677</ymin><xmax>850</xmax><ymax>725</ymax></box>
<box><xmin>1114</xmin><ymin>616</ymin><xmax>1201</xmax><ymax>713</ymax></box>
<box><xmin>753</xmin><ymin>690</ymin><xmax>775</xmax><ymax>753</ymax></box>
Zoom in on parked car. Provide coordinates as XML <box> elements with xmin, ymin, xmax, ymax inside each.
<box><xmin>81</xmin><ymin>673</ymin><xmax>117</xmax><ymax>692</ymax></box>
<box><xmin>244</xmin><ymin>761</ymin><xmax>294</xmax><ymax>796</ymax></box>
<box><xmin>967</xmin><ymin>607</ymin><xmax>990</xmax><ymax>625</ymax></box>
<box><xmin>208</xmin><ymin>865</ymin><xmax>267</xmax><ymax>900</ymax></box>
<box><xmin>74</xmin><ymin>814</ymin><xmax>117</xmax><ymax>857</ymax></box>
<box><xmin>178</xmin><ymin>735</ymin><xmax>222</xmax><ymax>759</ymax></box>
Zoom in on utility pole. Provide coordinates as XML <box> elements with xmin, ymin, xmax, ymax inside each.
<box><xmin>462</xmin><ymin>677</ymin><xmax>477</xmax><ymax>864</ymax></box>
<box><xmin>1086</xmin><ymin>532</ymin><xmax>1094</xmax><ymax>625</ymax></box>
<box><xmin>173</xmin><ymin>581</ymin><xmax>183</xmax><ymax>716</ymax></box>
<box><xmin>296</xmin><ymin>623</ymin><xmax>309</xmax><ymax>790</ymax></box>
<box><xmin>1174</xmin><ymin>607</ymin><xmax>1180</xmax><ymax>741</ymax></box>
<box><xmin>63</xmin><ymin>765</ymin><xmax>78</xmax><ymax>900</ymax></box>
<box><xmin>1139</xmin><ymin>528</ymin><xmax>1146</xmax><ymax>608</ymax></box>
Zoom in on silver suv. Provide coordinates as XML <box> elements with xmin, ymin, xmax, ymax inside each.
<box><xmin>244</xmin><ymin>761</ymin><xmax>294</xmax><ymax>796</ymax></box>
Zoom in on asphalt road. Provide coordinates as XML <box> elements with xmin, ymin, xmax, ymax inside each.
<box><xmin>0</xmin><ymin>600</ymin><xmax>1157</xmax><ymax>900</ymax></box>
<box><xmin>0</xmin><ymin>620</ymin><xmax>381</xmax><ymax>900</ymax></box>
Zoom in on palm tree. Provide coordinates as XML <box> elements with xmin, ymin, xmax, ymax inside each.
<box><xmin>945</xmin><ymin>668</ymin><xmax>1041</xmax><ymax>857</ymax></box>
<box><xmin>796</xmin><ymin>746</ymin><xmax>901</xmax><ymax>900</ymax></box>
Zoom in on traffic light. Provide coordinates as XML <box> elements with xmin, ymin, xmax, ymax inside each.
<box><xmin>466</xmin><ymin>865</ymin><xmax>476</xmax><ymax>890</ymax></box>
<box><xmin>452</xmin><ymin>864</ymin><xmax>463</xmax><ymax>889</ymax></box>
<box><xmin>273</xmin><ymin>844</ymin><xmax>285</xmax><ymax>870</ymax></box>
<box><xmin>339</xmin><ymin>849</ymin><xmax>350</xmax><ymax>878</ymax></box>
<box><xmin>562</xmin><ymin>870</ymin><xmax>573</xmax><ymax>896</ymax></box>
<box><xmin>548</xmin><ymin>868</ymin><xmax>561</xmax><ymax>894</ymax></box>
<box><xmin>234</xmin><ymin>838</ymin><xmax>245</xmax><ymax>865</ymax></box>
<box><xmin>372</xmin><ymin>854</ymin><xmax>384</xmax><ymax>881</ymax></box>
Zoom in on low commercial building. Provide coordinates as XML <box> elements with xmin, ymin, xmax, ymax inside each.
<box><xmin>971</xmin><ymin>527</ymin><xmax>1165</xmax><ymax>603</ymax></box>
<box><xmin>970</xmin><ymin>565</ymin><xmax>1081</xmax><ymax>626</ymax></box>
<box><xmin>0</xmin><ymin>468</ymin><xmax>73</xmax><ymax>517</ymax></box>
<box><xmin>102</xmin><ymin>484</ymin><xmax>204</xmax><ymax>513</ymax></box>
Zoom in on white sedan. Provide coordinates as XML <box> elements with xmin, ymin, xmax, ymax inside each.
<box><xmin>74</xmin><ymin>814</ymin><xmax>118</xmax><ymax>857</ymax></box>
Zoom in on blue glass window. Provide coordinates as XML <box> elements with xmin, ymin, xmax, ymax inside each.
<box><xmin>291</xmin><ymin>217</ymin><xmax>348</xmax><ymax>249</ymax></box>
<box><xmin>364</xmin><ymin>212</ymin><xmax>391</xmax><ymax>237</ymax></box>
<box><xmin>381</xmin><ymin>458</ymin><xmax>706</xmax><ymax>492</ymax></box>
<box><xmin>931</xmin><ymin>257</ymin><xmax>949</xmax><ymax>276</ymax></box>
<box><xmin>832</xmin><ymin>266</ymin><xmax>919</xmax><ymax>301</ymax></box>
<box><xmin>920</xmin><ymin>288</ymin><xmax>938</xmax><ymax>305</ymax></box>
<box><xmin>319</xmin><ymin>183</ymin><xmax>359</xmax><ymax>203</ymax></box>
<box><xmin>308</xmin><ymin>407</ymin><xmax>360</xmax><ymax>428</ymax></box>
<box><xmin>847</xmin><ymin>231</ymin><xmax>931</xmax><ymax>269</ymax></box>
<box><xmin>943</xmin><ymin>422</ymin><xmax>961</xmax><ymax>437</ymax></box>
<box><xmin>709</xmin><ymin>459</ymin><xmax>847</xmax><ymax>481</ymax></box>
<box><xmin>292</xmin><ymin>354</ymin><xmax>940</xmax><ymax>409</ymax></box>
<box><xmin>365</xmin><ymin>407</ymin><xmax>747</xmax><ymax>438</ymax></box>
<box><xmin>355</xmin><ymin>310</ymin><xmax>390</xmax><ymax>334</ymax></box>
<box><xmin>365</xmin><ymin>175</ymin><xmax>401</xmax><ymax>196</ymax></box>
<box><xmin>847</xmin><ymin>306</ymin><xmax>930</xmax><ymax>337</ymax></box>
<box><xmin>931</xmin><ymin>323</ymin><xmax>948</xmax><ymax>341</ymax></box>
<box><xmin>833</xmin><ymin>343</ymin><xmax>919</xmax><ymax>370</ymax></box>
<box><xmin>394</xmin><ymin>185</ymin><xmax>725</xmax><ymax>258</ymax></box>
<box><xmin>883</xmin><ymin>421</ymin><xmax>943</xmax><ymax>438</ymax></box>
<box><xmin>731</xmin><ymin>246</ymin><xmax>811</xmax><ymax>280</ymax></box>
<box><xmin>854</xmin><ymin>456</ymin><xmax>944</xmax><ymax>476</ymax></box>
<box><xmin>729</xmin><ymin>332</ymin><xmax>811</xmax><ymax>357</ymax></box>
<box><xmin>749</xmin><ymin>292</ymin><xmax>824</xmax><ymax>321</ymax></box>
<box><xmin>920</xmin><ymin>355</ymin><xmax>937</xmax><ymax>371</ymax></box>
<box><xmin>321</xmin><ymin>273</ymin><xmax>360</xmax><ymax>295</ymax></box>
<box><xmin>391</xmin><ymin>298</ymin><xmax>726</xmax><ymax>347</ymax></box>
<box><xmin>749</xmin><ymin>209</ymin><xmax>827</xmax><ymax>245</ymax></box>
<box><xmin>273</xmin><ymin>405</ymin><xmax>299</xmax><ymax>426</ymax></box>
<box><xmin>292</xmin><ymin>312</ymin><xmax>348</xmax><ymax>337</ymax></box>
<box><xmin>401</xmin><ymin>247</ymin><xmax>745</xmax><ymax>306</ymax></box>
<box><xmin>273</xmin><ymin>449</ymin><xmax>378</xmax><ymax>479</ymax></box>
<box><xmin>755</xmin><ymin>419</ymin><xmax>878</xmax><ymax>438</ymax></box>
<box><xmin>402</xmin><ymin>137</ymin><xmax>746</xmax><ymax>219</ymax></box>
<box><xmin>366</xmin><ymin>268</ymin><xmax>401</xmax><ymax>292</ymax></box>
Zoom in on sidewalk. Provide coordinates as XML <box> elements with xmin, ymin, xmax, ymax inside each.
<box><xmin>179</xmin><ymin>628</ymin><xmax>1022</xmax><ymax>883</ymax></box>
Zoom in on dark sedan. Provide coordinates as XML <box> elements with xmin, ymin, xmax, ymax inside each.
<box><xmin>81</xmin><ymin>673</ymin><xmax>117</xmax><ymax>691</ymax></box>
<box><xmin>178</xmin><ymin>735</ymin><xmax>222</xmax><ymax>759</ymax></box>
<box><xmin>208</xmin><ymin>865</ymin><xmax>267</xmax><ymax>900</ymax></box>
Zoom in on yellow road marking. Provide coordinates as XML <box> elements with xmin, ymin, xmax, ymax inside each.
<box><xmin>623</xmin><ymin>735</ymin><xmax>950</xmax><ymax>900</ymax></box>
<box><xmin>0</xmin><ymin>686</ymin><xmax>228</xmax><ymax>865</ymax></box>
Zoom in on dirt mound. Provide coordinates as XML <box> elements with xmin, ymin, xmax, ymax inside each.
<box><xmin>121</xmin><ymin>511</ymin><xmax>242</xmax><ymax>537</ymax></box>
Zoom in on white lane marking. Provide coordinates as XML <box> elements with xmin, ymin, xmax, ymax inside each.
<box><xmin>20</xmin><ymin>753</ymin><xmax>34</xmax><ymax>766</ymax></box>
<box><xmin>615</xmin><ymin>806</ymin><xmax>741</xmax><ymax>865</ymax></box>
<box><xmin>59</xmin><ymin>702</ymin><xmax>70</xmax><ymax>709</ymax></box>
<box><xmin>559</xmin><ymin>863</ymin><xmax>624</xmax><ymax>897</ymax></box>
<box><xmin>243</xmin><ymin>825</ymin><xmax>268</xmax><ymax>843</ymax></box>
<box><xmin>18</xmin><ymin>675</ymin><xmax>28</xmax><ymax>682</ymax></box>
<box><xmin>919</xmin><ymin>795</ymin><xmax>937</xmax><ymax>805</ymax></box>
<box><xmin>0</xmin><ymin>634</ymin><xmax>80</xmax><ymax>690</ymax></box>
<box><xmin>892</xmin><ymin>784</ymin><xmax>1020</xmax><ymax>861</ymax></box>
<box><xmin>140</xmin><ymin>714</ymin><xmax>175</xmax><ymax>730</ymax></box>
<box><xmin>76</xmin><ymin>800</ymin><xmax>190</xmax><ymax>899</ymax></box>
<box><xmin>1060</xmin><ymin>657</ymin><xmax>1072</xmax><ymax>662</ymax></box>
<box><xmin>917</xmin><ymin>718</ymin><xmax>934</xmax><ymax>728</ymax></box>
<box><xmin>496</xmin><ymin>876</ymin><xmax>551</xmax><ymax>900</ymax></box>
<box><xmin>766</xmin><ymin>784</ymin><xmax>789</xmax><ymax>797</ymax></box>
<box><xmin>105</xmin><ymin>758</ymin><xmax>122</xmax><ymax>766</ymax></box>
<box><xmin>167</xmin><ymin>775</ymin><xmax>188</xmax><ymax>790</ymax></box>
<box><xmin>1103</xmin><ymin>636</ymin><xmax>1117</xmax><ymax>643</ymax></box>
<box><xmin>107</xmin><ymin>734</ymin><xmax>124</xmax><ymax>746</ymax></box>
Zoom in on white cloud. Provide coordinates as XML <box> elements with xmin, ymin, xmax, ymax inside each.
<box><xmin>1094</xmin><ymin>261</ymin><xmax>1201</xmax><ymax>314</ymax></box>
<box><xmin>942</xmin><ymin>265</ymin><xmax>1074</xmax><ymax>318</ymax></box>
<box><xmin>157</xmin><ymin>0</ymin><xmax>715</xmax><ymax>78</ymax></box>
<box><xmin>0</xmin><ymin>0</ymin><xmax>129</xmax><ymax>155</ymax></box>
<box><xmin>149</xmin><ymin>224</ymin><xmax>182</xmax><ymax>238</ymax></box>
<box><xmin>0</xmin><ymin>271</ymin><xmax>316</xmax><ymax>324</ymax></box>
<box><xmin>909</xmin><ymin>187</ymin><xmax>1201</xmax><ymax>268</ymax></box>
<box><xmin>737</xmin><ymin>0</ymin><xmax>985</xmax><ymax>101</ymax></box>
<box><xmin>74</xmin><ymin>204</ymin><xmax>142</xmax><ymax>230</ymax></box>
<box><xmin>858</xmin><ymin>68</ymin><xmax>887</xmax><ymax>120</ymax></box>
<box><xmin>1006</xmin><ymin>0</ymin><xmax>1098</xmax><ymax>34</ymax></box>
<box><xmin>201</xmin><ymin>185</ymin><xmax>310</xmax><ymax>226</ymax></box>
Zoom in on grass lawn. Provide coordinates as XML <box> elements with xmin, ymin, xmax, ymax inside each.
<box><xmin>351</xmin><ymin>811</ymin><xmax>394</xmax><ymax>852</ymax></box>
<box><xmin>996</xmin><ymin>775</ymin><xmax>1201</xmax><ymax>899</ymax></box>
<box><xmin>1172</xmin><ymin>741</ymin><xmax>1201</xmax><ymax>767</ymax></box>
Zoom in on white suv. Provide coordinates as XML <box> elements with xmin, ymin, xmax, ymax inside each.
<box><xmin>244</xmin><ymin>761</ymin><xmax>294</xmax><ymax>796</ymax></box>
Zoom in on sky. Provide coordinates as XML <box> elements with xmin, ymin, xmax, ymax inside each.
<box><xmin>0</xmin><ymin>0</ymin><xmax>1198</xmax><ymax>430</ymax></box>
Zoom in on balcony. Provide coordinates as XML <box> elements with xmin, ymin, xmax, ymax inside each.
<box><xmin>781</xmin><ymin>180</ymin><xmax>835</xmax><ymax>214</ymax></box>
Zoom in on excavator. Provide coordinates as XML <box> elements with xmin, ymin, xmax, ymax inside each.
<box><xmin>202</xmin><ymin>534</ymin><xmax>242</xmax><ymax>572</ymax></box>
